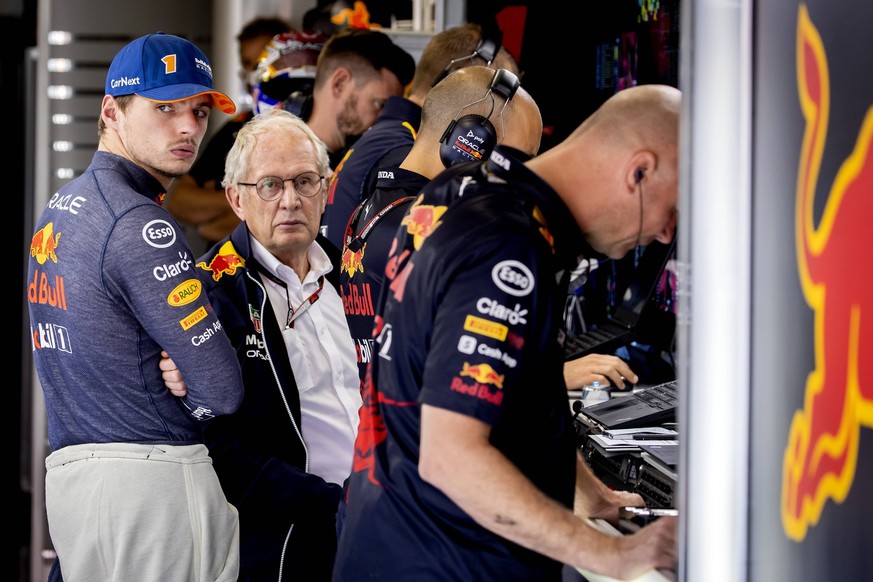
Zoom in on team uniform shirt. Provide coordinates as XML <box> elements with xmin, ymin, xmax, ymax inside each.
<box><xmin>339</xmin><ymin>165</ymin><xmax>428</xmax><ymax>384</ymax></box>
<box><xmin>334</xmin><ymin>147</ymin><xmax>585</xmax><ymax>580</ymax></box>
<box><xmin>321</xmin><ymin>95</ymin><xmax>421</xmax><ymax>247</ymax></box>
<box><xmin>28</xmin><ymin>151</ymin><xmax>243</xmax><ymax>451</ymax></box>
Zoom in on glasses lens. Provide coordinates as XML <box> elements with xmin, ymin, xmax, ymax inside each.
<box><xmin>256</xmin><ymin>176</ymin><xmax>283</xmax><ymax>200</ymax></box>
<box><xmin>293</xmin><ymin>172</ymin><xmax>322</xmax><ymax>198</ymax></box>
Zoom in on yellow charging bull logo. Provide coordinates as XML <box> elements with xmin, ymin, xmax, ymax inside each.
<box><xmin>31</xmin><ymin>222</ymin><xmax>61</xmax><ymax>265</ymax></box>
<box><xmin>341</xmin><ymin>244</ymin><xmax>365</xmax><ymax>277</ymax></box>
<box><xmin>781</xmin><ymin>4</ymin><xmax>873</xmax><ymax>542</ymax></box>
<box><xmin>196</xmin><ymin>241</ymin><xmax>245</xmax><ymax>281</ymax></box>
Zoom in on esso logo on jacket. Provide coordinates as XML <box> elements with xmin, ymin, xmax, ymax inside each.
<box><xmin>491</xmin><ymin>260</ymin><xmax>534</xmax><ymax>297</ymax></box>
<box><xmin>142</xmin><ymin>219</ymin><xmax>177</xmax><ymax>248</ymax></box>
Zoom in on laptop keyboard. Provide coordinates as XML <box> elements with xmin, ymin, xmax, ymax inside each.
<box><xmin>577</xmin><ymin>380</ymin><xmax>679</xmax><ymax>430</ymax></box>
<box><xmin>563</xmin><ymin>322</ymin><xmax>632</xmax><ymax>358</ymax></box>
<box><xmin>634</xmin><ymin>381</ymin><xmax>678</xmax><ymax>409</ymax></box>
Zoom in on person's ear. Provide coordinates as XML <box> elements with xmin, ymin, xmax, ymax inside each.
<box><xmin>318</xmin><ymin>181</ymin><xmax>328</xmax><ymax>214</ymax></box>
<box><xmin>331</xmin><ymin>67</ymin><xmax>352</xmax><ymax>98</ymax></box>
<box><xmin>101</xmin><ymin>95</ymin><xmax>120</xmax><ymax>128</ymax></box>
<box><xmin>627</xmin><ymin>151</ymin><xmax>656</xmax><ymax>190</ymax></box>
<box><xmin>226</xmin><ymin>185</ymin><xmax>245</xmax><ymax>220</ymax></box>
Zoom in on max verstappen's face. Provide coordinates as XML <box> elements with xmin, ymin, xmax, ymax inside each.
<box><xmin>115</xmin><ymin>95</ymin><xmax>211</xmax><ymax>185</ymax></box>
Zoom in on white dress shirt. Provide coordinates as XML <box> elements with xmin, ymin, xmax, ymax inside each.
<box><xmin>252</xmin><ymin>237</ymin><xmax>362</xmax><ymax>486</ymax></box>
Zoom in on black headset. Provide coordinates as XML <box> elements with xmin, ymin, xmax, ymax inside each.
<box><xmin>438</xmin><ymin>68</ymin><xmax>521</xmax><ymax>167</ymax></box>
<box><xmin>431</xmin><ymin>29</ymin><xmax>503</xmax><ymax>88</ymax></box>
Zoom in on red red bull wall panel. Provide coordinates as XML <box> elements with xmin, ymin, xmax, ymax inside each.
<box><xmin>751</xmin><ymin>2</ymin><xmax>873</xmax><ymax>579</ymax></box>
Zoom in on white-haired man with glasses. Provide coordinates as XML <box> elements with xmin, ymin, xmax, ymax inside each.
<box><xmin>166</xmin><ymin>108</ymin><xmax>361</xmax><ymax>580</ymax></box>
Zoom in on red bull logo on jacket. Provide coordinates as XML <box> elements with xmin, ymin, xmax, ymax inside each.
<box><xmin>196</xmin><ymin>241</ymin><xmax>245</xmax><ymax>281</ymax></box>
<box><xmin>451</xmin><ymin>362</ymin><xmax>505</xmax><ymax>405</ymax></box>
<box><xmin>400</xmin><ymin>198</ymin><xmax>447</xmax><ymax>250</ymax></box>
<box><xmin>341</xmin><ymin>282</ymin><xmax>375</xmax><ymax>317</ymax></box>
<box><xmin>341</xmin><ymin>243</ymin><xmax>366</xmax><ymax>276</ymax></box>
<box><xmin>29</xmin><ymin>223</ymin><xmax>67</xmax><ymax>311</ymax></box>
<box><xmin>31</xmin><ymin>222</ymin><xmax>60</xmax><ymax>265</ymax></box>
<box><xmin>28</xmin><ymin>269</ymin><xmax>67</xmax><ymax>310</ymax></box>
<box><xmin>781</xmin><ymin>4</ymin><xmax>873</xmax><ymax>542</ymax></box>
<box><xmin>459</xmin><ymin>362</ymin><xmax>504</xmax><ymax>389</ymax></box>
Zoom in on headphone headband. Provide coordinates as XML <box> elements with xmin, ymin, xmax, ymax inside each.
<box><xmin>431</xmin><ymin>30</ymin><xmax>504</xmax><ymax>88</ymax></box>
<box><xmin>489</xmin><ymin>69</ymin><xmax>520</xmax><ymax>101</ymax></box>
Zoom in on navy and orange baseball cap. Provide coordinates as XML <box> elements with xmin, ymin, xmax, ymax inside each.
<box><xmin>105</xmin><ymin>32</ymin><xmax>236</xmax><ymax>114</ymax></box>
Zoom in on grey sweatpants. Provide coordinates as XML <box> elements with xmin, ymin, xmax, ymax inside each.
<box><xmin>45</xmin><ymin>443</ymin><xmax>239</xmax><ymax>582</ymax></box>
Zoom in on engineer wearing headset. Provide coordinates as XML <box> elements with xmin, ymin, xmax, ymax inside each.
<box><xmin>339</xmin><ymin>65</ymin><xmax>637</xmax><ymax>391</ymax></box>
<box><xmin>320</xmin><ymin>23</ymin><xmax>520</xmax><ymax>248</ymax></box>
<box><xmin>339</xmin><ymin>66</ymin><xmax>537</xmax><ymax>385</ymax></box>
<box><xmin>333</xmin><ymin>83</ymin><xmax>681</xmax><ymax>581</ymax></box>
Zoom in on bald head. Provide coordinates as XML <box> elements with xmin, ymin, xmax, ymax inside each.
<box><xmin>575</xmin><ymin>84</ymin><xmax>680</xmax><ymax>156</ymax></box>
<box><xmin>529</xmin><ymin>84</ymin><xmax>681</xmax><ymax>259</ymax></box>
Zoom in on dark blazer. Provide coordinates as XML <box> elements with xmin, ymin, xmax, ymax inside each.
<box><xmin>196</xmin><ymin>223</ymin><xmax>343</xmax><ymax>581</ymax></box>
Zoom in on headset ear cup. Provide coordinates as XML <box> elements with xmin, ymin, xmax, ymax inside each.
<box><xmin>439</xmin><ymin>114</ymin><xmax>498</xmax><ymax>167</ymax></box>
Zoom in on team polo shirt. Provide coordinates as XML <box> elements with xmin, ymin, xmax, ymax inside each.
<box><xmin>339</xmin><ymin>165</ymin><xmax>428</xmax><ymax>384</ymax></box>
<box><xmin>28</xmin><ymin>151</ymin><xmax>243</xmax><ymax>451</ymax></box>
<box><xmin>335</xmin><ymin>147</ymin><xmax>585</xmax><ymax>580</ymax></box>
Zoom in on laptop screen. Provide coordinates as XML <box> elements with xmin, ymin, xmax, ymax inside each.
<box><xmin>564</xmin><ymin>238</ymin><xmax>677</xmax><ymax>360</ymax></box>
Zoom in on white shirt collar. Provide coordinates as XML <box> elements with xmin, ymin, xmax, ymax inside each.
<box><xmin>248</xmin><ymin>234</ymin><xmax>332</xmax><ymax>287</ymax></box>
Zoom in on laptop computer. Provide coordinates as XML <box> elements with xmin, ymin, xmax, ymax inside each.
<box><xmin>564</xmin><ymin>238</ymin><xmax>676</xmax><ymax>361</ymax></box>
<box><xmin>576</xmin><ymin>380</ymin><xmax>678</xmax><ymax>430</ymax></box>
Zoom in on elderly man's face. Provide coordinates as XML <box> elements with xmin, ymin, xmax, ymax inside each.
<box><xmin>231</xmin><ymin>127</ymin><xmax>326</xmax><ymax>264</ymax></box>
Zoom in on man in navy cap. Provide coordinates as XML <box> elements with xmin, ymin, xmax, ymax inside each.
<box><xmin>28</xmin><ymin>32</ymin><xmax>244</xmax><ymax>581</ymax></box>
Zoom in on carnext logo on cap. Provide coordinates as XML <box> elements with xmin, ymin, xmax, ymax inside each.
<box><xmin>109</xmin><ymin>76</ymin><xmax>142</xmax><ymax>89</ymax></box>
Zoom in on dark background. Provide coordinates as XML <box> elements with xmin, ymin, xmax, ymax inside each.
<box><xmin>7</xmin><ymin>1</ymin><xmax>38</xmax><ymax>578</ymax></box>
<box><xmin>468</xmin><ymin>0</ymin><xmax>680</xmax><ymax>152</ymax></box>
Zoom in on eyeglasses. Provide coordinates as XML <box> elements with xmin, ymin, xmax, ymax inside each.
<box><xmin>238</xmin><ymin>172</ymin><xmax>324</xmax><ymax>201</ymax></box>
